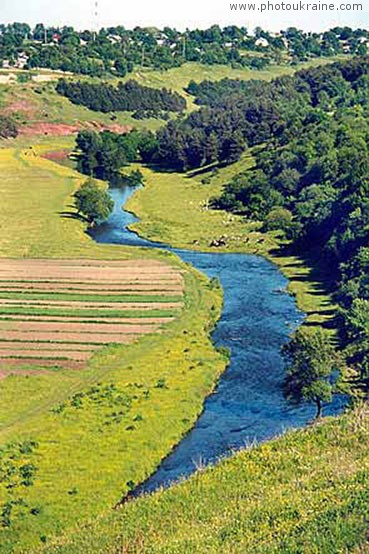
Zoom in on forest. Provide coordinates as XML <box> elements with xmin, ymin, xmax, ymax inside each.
<box><xmin>75</xmin><ymin>129</ymin><xmax>157</xmax><ymax>178</ymax></box>
<box><xmin>56</xmin><ymin>79</ymin><xmax>186</xmax><ymax>115</ymax></box>
<box><xmin>149</xmin><ymin>57</ymin><xmax>369</xmax><ymax>170</ymax></box>
<box><xmin>0</xmin><ymin>22</ymin><xmax>368</xmax><ymax>76</ymax></box>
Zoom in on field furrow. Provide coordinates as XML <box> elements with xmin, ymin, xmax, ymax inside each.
<box><xmin>0</xmin><ymin>258</ymin><xmax>183</xmax><ymax>369</ymax></box>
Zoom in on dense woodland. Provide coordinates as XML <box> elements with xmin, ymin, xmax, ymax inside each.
<box><xmin>56</xmin><ymin>79</ymin><xmax>186</xmax><ymax>115</ymax></box>
<box><xmin>0</xmin><ymin>23</ymin><xmax>368</xmax><ymax>76</ymax></box>
<box><xmin>76</xmin><ymin>55</ymin><xmax>369</xmax><ymax>394</ymax></box>
<box><xmin>75</xmin><ymin>129</ymin><xmax>157</xmax><ymax>178</ymax></box>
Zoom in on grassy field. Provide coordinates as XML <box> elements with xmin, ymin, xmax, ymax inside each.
<box><xmin>43</xmin><ymin>403</ymin><xmax>369</xmax><ymax>554</ymax></box>
<box><xmin>0</xmin><ymin>147</ymin><xmax>227</xmax><ymax>552</ymax></box>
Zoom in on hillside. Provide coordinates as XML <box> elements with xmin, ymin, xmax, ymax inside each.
<box><xmin>42</xmin><ymin>404</ymin><xmax>369</xmax><ymax>554</ymax></box>
<box><xmin>0</xmin><ymin>53</ymin><xmax>368</xmax><ymax>554</ymax></box>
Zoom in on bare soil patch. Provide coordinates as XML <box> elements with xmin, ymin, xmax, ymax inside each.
<box><xmin>19</xmin><ymin>121</ymin><xmax>133</xmax><ymax>137</ymax></box>
<box><xmin>4</xmin><ymin>97</ymin><xmax>38</xmax><ymax>118</ymax></box>
<box><xmin>0</xmin><ymin>341</ymin><xmax>101</xmax><ymax>351</ymax></box>
<box><xmin>42</xmin><ymin>150</ymin><xmax>70</xmax><ymax>162</ymax></box>
<box><xmin>0</xmin><ymin>331</ymin><xmax>139</xmax><ymax>344</ymax></box>
<box><xmin>0</xmin><ymin>283</ymin><xmax>183</xmax><ymax>293</ymax></box>
<box><xmin>0</xmin><ymin>321</ymin><xmax>159</xmax><ymax>334</ymax></box>
<box><xmin>20</xmin><ymin>123</ymin><xmax>81</xmax><ymax>136</ymax></box>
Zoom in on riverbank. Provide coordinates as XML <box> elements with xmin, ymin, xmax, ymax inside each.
<box><xmin>91</xmin><ymin>185</ymin><xmax>339</xmax><ymax>495</ymax></box>
<box><xmin>126</xmin><ymin>160</ymin><xmax>338</xmax><ymax>334</ymax></box>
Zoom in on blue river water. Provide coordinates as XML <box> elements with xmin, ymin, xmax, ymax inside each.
<box><xmin>90</xmin><ymin>186</ymin><xmax>346</xmax><ymax>494</ymax></box>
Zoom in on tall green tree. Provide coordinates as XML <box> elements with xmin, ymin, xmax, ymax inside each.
<box><xmin>74</xmin><ymin>179</ymin><xmax>113</xmax><ymax>225</ymax></box>
<box><xmin>283</xmin><ymin>329</ymin><xmax>339</xmax><ymax>419</ymax></box>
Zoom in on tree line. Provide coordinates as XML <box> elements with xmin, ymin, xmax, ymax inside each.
<box><xmin>0</xmin><ymin>22</ymin><xmax>367</xmax><ymax>77</ymax></box>
<box><xmin>56</xmin><ymin>79</ymin><xmax>186</xmax><ymax>116</ymax></box>
<box><xmin>75</xmin><ymin>129</ymin><xmax>158</xmax><ymax>179</ymax></box>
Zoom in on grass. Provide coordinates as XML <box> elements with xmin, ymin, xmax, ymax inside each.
<box><xmin>0</xmin><ymin>291</ymin><xmax>182</xmax><ymax>303</ymax></box>
<box><xmin>41</xmin><ymin>404</ymin><xmax>369</xmax><ymax>554</ymax></box>
<box><xmin>0</xmin><ymin>307</ymin><xmax>179</xmax><ymax>319</ymax></box>
<box><xmin>0</xmin><ymin>146</ymin><xmax>227</xmax><ymax>552</ymax></box>
<box><xmin>0</xmin><ymin>81</ymin><xmax>164</xmax><ymax>133</ymax></box>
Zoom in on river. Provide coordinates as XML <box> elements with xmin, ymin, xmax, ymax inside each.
<box><xmin>90</xmin><ymin>185</ymin><xmax>346</xmax><ymax>494</ymax></box>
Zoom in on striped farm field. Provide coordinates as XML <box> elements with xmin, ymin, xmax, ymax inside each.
<box><xmin>0</xmin><ymin>258</ymin><xmax>183</xmax><ymax>374</ymax></box>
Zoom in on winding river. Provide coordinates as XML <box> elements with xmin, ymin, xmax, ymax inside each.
<box><xmin>90</xmin><ymin>186</ymin><xmax>346</xmax><ymax>494</ymax></box>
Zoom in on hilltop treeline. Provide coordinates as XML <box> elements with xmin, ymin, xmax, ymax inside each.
<box><xmin>0</xmin><ymin>115</ymin><xmax>18</xmax><ymax>138</ymax></box>
<box><xmin>1</xmin><ymin>23</ymin><xmax>367</xmax><ymax>76</ymax></box>
<box><xmin>154</xmin><ymin>57</ymin><xmax>369</xmax><ymax>171</ymax></box>
<box><xmin>77</xmin><ymin>57</ymin><xmax>369</xmax><ymax>172</ymax></box>
<box><xmin>56</xmin><ymin>79</ymin><xmax>186</xmax><ymax>115</ymax></box>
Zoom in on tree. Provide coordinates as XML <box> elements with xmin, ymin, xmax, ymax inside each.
<box><xmin>74</xmin><ymin>179</ymin><xmax>114</xmax><ymax>225</ymax></box>
<box><xmin>283</xmin><ymin>329</ymin><xmax>338</xmax><ymax>419</ymax></box>
<box><xmin>264</xmin><ymin>207</ymin><xmax>293</xmax><ymax>233</ymax></box>
<box><xmin>0</xmin><ymin>115</ymin><xmax>18</xmax><ymax>139</ymax></box>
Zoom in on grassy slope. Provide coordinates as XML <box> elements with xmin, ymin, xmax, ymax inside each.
<box><xmin>0</xmin><ymin>58</ymin><xmax>345</xmax><ymax>136</ymax></box>
<box><xmin>43</xmin><ymin>404</ymin><xmax>369</xmax><ymax>554</ymax></box>
<box><xmin>120</xmin><ymin>59</ymin><xmax>343</xmax><ymax>111</ymax></box>
<box><xmin>0</xmin><ymin>147</ymin><xmax>226</xmax><ymax>552</ymax></box>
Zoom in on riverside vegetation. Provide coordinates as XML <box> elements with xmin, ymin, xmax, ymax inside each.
<box><xmin>76</xmin><ymin>56</ymin><xmax>369</xmax><ymax>397</ymax></box>
<box><xmin>0</xmin><ymin>45</ymin><xmax>368</xmax><ymax>553</ymax></box>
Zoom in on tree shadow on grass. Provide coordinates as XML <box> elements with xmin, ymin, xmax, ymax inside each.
<box><xmin>270</xmin><ymin>242</ymin><xmax>344</xmax><ymax>334</ymax></box>
<box><xmin>58</xmin><ymin>210</ymin><xmax>88</xmax><ymax>223</ymax></box>
<box><xmin>303</xmin><ymin>314</ymin><xmax>339</xmax><ymax>331</ymax></box>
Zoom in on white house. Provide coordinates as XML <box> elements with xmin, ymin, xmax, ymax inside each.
<box><xmin>255</xmin><ymin>37</ymin><xmax>269</xmax><ymax>48</ymax></box>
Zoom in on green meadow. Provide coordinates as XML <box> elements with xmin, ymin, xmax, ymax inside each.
<box><xmin>43</xmin><ymin>404</ymin><xmax>369</xmax><ymax>554</ymax></box>
<box><xmin>0</xmin><ymin>147</ymin><xmax>226</xmax><ymax>552</ymax></box>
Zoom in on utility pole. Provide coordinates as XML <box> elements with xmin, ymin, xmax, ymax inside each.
<box><xmin>182</xmin><ymin>34</ymin><xmax>186</xmax><ymax>60</ymax></box>
<box><xmin>92</xmin><ymin>0</ymin><xmax>99</xmax><ymax>41</ymax></box>
<box><xmin>44</xmin><ymin>27</ymin><xmax>48</xmax><ymax>45</ymax></box>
